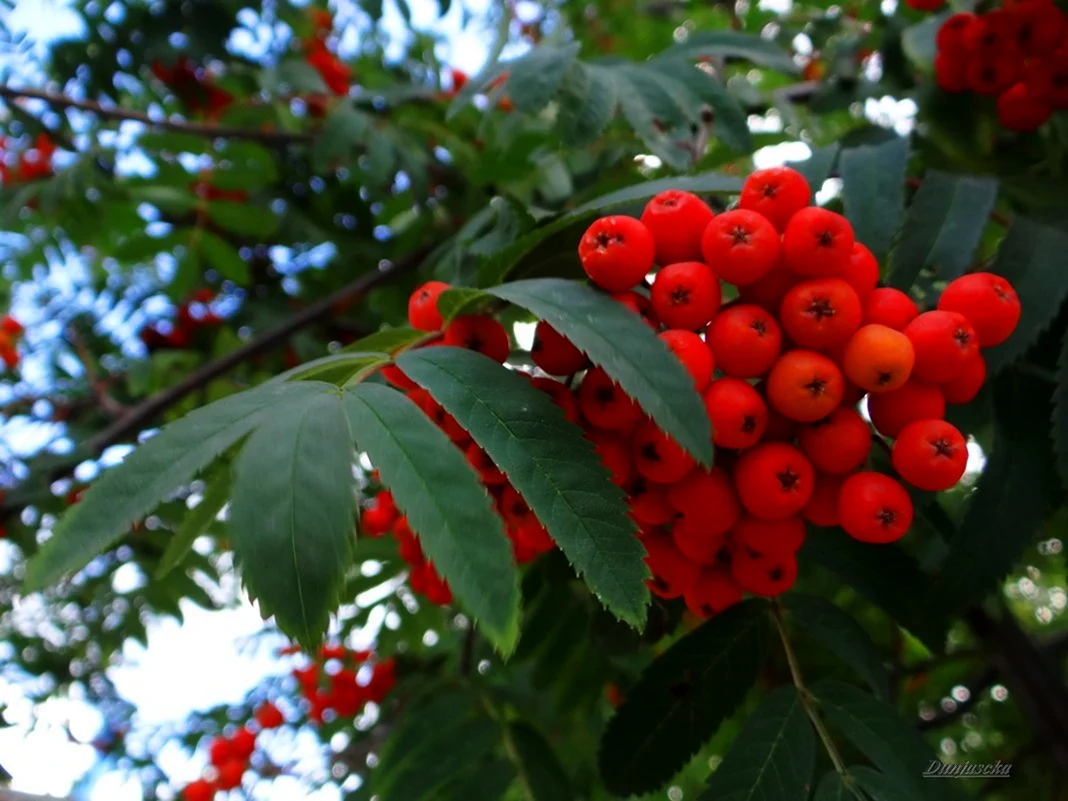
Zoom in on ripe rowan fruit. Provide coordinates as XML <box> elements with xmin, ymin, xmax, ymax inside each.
<box><xmin>937</xmin><ymin>12</ymin><xmax>978</xmax><ymax>53</ymax></box>
<box><xmin>940</xmin><ymin>351</ymin><xmax>986</xmax><ymax>405</ymax></box>
<box><xmin>891</xmin><ymin>419</ymin><xmax>968</xmax><ymax>492</ymax></box>
<box><xmin>738</xmin><ymin>267</ymin><xmax>799</xmax><ymax>312</ymax></box>
<box><xmin>738</xmin><ymin>166</ymin><xmax>812</xmax><ymax>232</ymax></box>
<box><xmin>667</xmin><ymin>467</ymin><xmax>741</xmax><ymax>536</ymax></box>
<box><xmin>643</xmin><ymin>533</ymin><xmax>700</xmax><ymax>599</ymax></box>
<box><xmin>734</xmin><ymin>442</ymin><xmax>815</xmax><ymax>520</ymax></box>
<box><xmin>866</xmin><ymin>380</ymin><xmax>945</xmax><ymax>439</ymax></box>
<box><xmin>841</xmin><ymin>243</ymin><xmax>879</xmax><ymax>304</ymax></box>
<box><xmin>466</xmin><ymin>442</ymin><xmax>507</xmax><ymax>485</ymax></box>
<box><xmin>577</xmin><ymin>367</ymin><xmax>642</xmax><ymax>431</ymax></box>
<box><xmin>628</xmin><ymin>478</ymin><xmax>677</xmax><ymax>526</ymax></box>
<box><xmin>0</xmin><ymin>315</ymin><xmax>23</xmax><ymax>336</ymax></box>
<box><xmin>410</xmin><ymin>388</ymin><xmax>468</xmax><ymax>442</ymax></box>
<box><xmin>732</xmin><ymin>514</ymin><xmax>806</xmax><ymax>557</ymax></box>
<box><xmin>672</xmin><ymin>518</ymin><xmax>728</xmax><ymax>565</ymax></box>
<box><xmin>782</xmin><ymin>207</ymin><xmax>855</xmax><ymax>277</ymax></box>
<box><xmin>864</xmin><ymin>287</ymin><xmax>919</xmax><ymax>330</ymax></box>
<box><xmin>659</xmin><ymin>329</ymin><xmax>714</xmax><ymax>390</ymax></box>
<box><xmin>640</xmin><ymin>189</ymin><xmax>715</xmax><ymax>265</ymax></box>
<box><xmin>684</xmin><ymin>567</ymin><xmax>743</xmax><ymax>618</ymax></box>
<box><xmin>407</xmin><ymin>281</ymin><xmax>451</xmax><ymax>331</ymax></box>
<box><xmin>499</xmin><ymin>485</ymin><xmax>535</xmax><ymax>529</ymax></box>
<box><xmin>380</xmin><ymin>363</ymin><xmax>417</xmax><ymax>391</ymax></box>
<box><xmin>579</xmin><ymin>215</ymin><xmax>656</xmax><ymax>291</ymax></box>
<box><xmin>612</xmin><ymin>290</ymin><xmax>659</xmax><ymax>328</ymax></box>
<box><xmin>209</xmin><ymin>737</ymin><xmax>233</xmax><ymax>767</ymax></box>
<box><xmin>903</xmin><ymin>310</ymin><xmax>979</xmax><ymax>383</ymax></box>
<box><xmin>254</xmin><ymin>702</ymin><xmax>285</xmax><ymax>730</ymax></box>
<box><xmin>779</xmin><ymin>278</ymin><xmax>863</xmax><ymax>350</ymax></box>
<box><xmin>532</xmin><ymin>321</ymin><xmax>587</xmax><ymax>375</ymax></box>
<box><xmin>631</xmin><ymin>420</ymin><xmax>696</xmax><ymax>484</ymax></box>
<box><xmin>360</xmin><ymin>496</ymin><xmax>396</xmax><ymax>537</ymax></box>
<box><xmin>966</xmin><ymin>55</ymin><xmax>1017</xmax><ymax>97</ymax></box>
<box><xmin>766</xmin><ymin>349</ymin><xmax>845</xmax><ymax>422</ymax></box>
<box><xmin>997</xmin><ymin>82</ymin><xmax>1052</xmax><ymax>132</ymax></box>
<box><xmin>731</xmin><ymin>549</ymin><xmax>798</xmax><ymax>597</ymax></box>
<box><xmin>530</xmin><ymin>376</ymin><xmax>580</xmax><ymax>424</ymax></box>
<box><xmin>443</xmin><ymin>315</ymin><xmax>511</xmax><ymax>363</ymax></box>
<box><xmin>230</xmin><ymin>728</ymin><xmax>256</xmax><ymax>761</ymax></box>
<box><xmin>703</xmin><ymin>377</ymin><xmax>768</xmax><ymax>449</ymax></box>
<box><xmin>650</xmin><ymin>261</ymin><xmax>722</xmax><ymax>330</ymax></box>
<box><xmin>215</xmin><ymin>759</ymin><xmax>246</xmax><ymax>791</ymax></box>
<box><xmin>183</xmin><ymin>779</ymin><xmax>217</xmax><ymax>801</ymax></box>
<box><xmin>842</xmin><ymin>324</ymin><xmax>915</xmax><ymax>393</ymax></box>
<box><xmin>700</xmin><ymin>208</ymin><xmax>781</xmax><ymax>286</ymax></box>
<box><xmin>588</xmin><ymin>431</ymin><xmax>634</xmax><ymax>487</ymax></box>
<box><xmin>837</xmin><ymin>472</ymin><xmax>914</xmax><ymax>544</ymax></box>
<box><xmin>803</xmin><ymin>472</ymin><xmax>845</xmax><ymax>527</ymax></box>
<box><xmin>421</xmin><ymin>562</ymin><xmax>454</xmax><ymax>605</ymax></box>
<box><xmin>937</xmin><ymin>272</ymin><xmax>1021</xmax><ymax>347</ymax></box>
<box><xmin>797</xmin><ymin>407</ymin><xmax>872</xmax><ymax>474</ymax></box>
<box><xmin>706</xmin><ymin>304</ymin><xmax>782</xmax><ymax>378</ymax></box>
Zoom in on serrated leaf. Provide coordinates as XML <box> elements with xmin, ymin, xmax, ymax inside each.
<box><xmin>438</xmin><ymin>287</ymin><xmax>494</xmax><ymax>323</ymax></box>
<box><xmin>155</xmin><ymin>470</ymin><xmax>231</xmax><ymax>579</ymax></box>
<box><xmin>852</xmin><ymin>767</ymin><xmax>920</xmax><ymax>801</ymax></box>
<box><xmin>984</xmin><ymin>218</ymin><xmax>1068</xmax><ymax>374</ymax></box>
<box><xmin>395</xmin><ymin>347</ymin><xmax>649</xmax><ymax>626</ymax></box>
<box><xmin>783</xmin><ymin>594</ymin><xmax>889</xmax><ymax>701</ymax></box>
<box><xmin>646</xmin><ymin>57</ymin><xmax>752</xmax><ymax>153</ymax></box>
<box><xmin>802</xmin><ymin>528</ymin><xmax>943</xmax><ymax>650</ymax></box>
<box><xmin>342</xmin><ymin>326</ymin><xmax>426</xmax><ymax>355</ymax></box>
<box><xmin>207</xmin><ymin>201</ymin><xmax>279</xmax><ymax>238</ymax></box>
<box><xmin>343</xmin><ymin>383</ymin><xmax>520</xmax><ymax>652</ymax></box>
<box><xmin>902</xmin><ymin>13</ymin><xmax>949</xmax><ymax>71</ymax></box>
<box><xmin>509</xmin><ymin>722</ymin><xmax>574</xmax><ymax>801</ymax></box>
<box><xmin>788</xmin><ymin>144</ymin><xmax>839</xmax><ymax>193</ymax></box>
<box><xmin>598</xmin><ymin>599</ymin><xmax>772</xmax><ymax>796</ymax></box>
<box><xmin>438</xmin><ymin>758</ymin><xmax>515</xmax><ymax>801</ymax></box>
<box><xmin>507</xmin><ymin>43</ymin><xmax>581</xmax><ymax>114</ymax></box>
<box><xmin>275</xmin><ymin>352</ymin><xmax>389</xmax><ymax>385</ymax></box>
<box><xmin>665</xmin><ymin>30</ymin><xmax>799</xmax><ymax>74</ymax></box>
<box><xmin>313</xmin><ymin>102</ymin><xmax>371</xmax><ymax>173</ymax></box>
<box><xmin>698</xmin><ymin>686</ymin><xmax>815</xmax><ymax>801</ymax></box>
<box><xmin>839</xmin><ymin>136</ymin><xmax>909</xmax><ymax>262</ymax></box>
<box><xmin>813</xmin><ymin>682</ymin><xmax>958</xmax><ymax>801</ymax></box>
<box><xmin>24</xmin><ymin>382</ymin><xmax>323</xmax><ymax>592</ymax></box>
<box><xmin>385</xmin><ymin>718</ymin><xmax>500</xmax><ymax>800</ymax></box>
<box><xmin>926</xmin><ymin>372</ymin><xmax>1058</xmax><ymax>615</ymax></box>
<box><xmin>888</xmin><ymin>172</ymin><xmax>998</xmax><ymax>289</ymax></box>
<box><xmin>612</xmin><ymin>68</ymin><xmax>691</xmax><ymax>171</ymax></box>
<box><xmin>812</xmin><ymin>772</ymin><xmax>851</xmax><ymax>801</ymax></box>
<box><xmin>555</xmin><ymin>62</ymin><xmax>616</xmax><ymax>148</ymax></box>
<box><xmin>229</xmin><ymin>390</ymin><xmax>356</xmax><ymax>649</ymax></box>
<box><xmin>198</xmin><ymin>229</ymin><xmax>250</xmax><ymax>283</ymax></box>
<box><xmin>488</xmin><ymin>279</ymin><xmax>712</xmax><ymax>464</ymax></box>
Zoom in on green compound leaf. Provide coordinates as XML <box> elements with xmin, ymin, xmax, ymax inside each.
<box><xmin>839</xmin><ymin>136</ymin><xmax>910</xmax><ymax>263</ymax></box>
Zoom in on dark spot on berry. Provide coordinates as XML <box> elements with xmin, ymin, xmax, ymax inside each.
<box><xmin>595</xmin><ymin>386</ymin><xmax>615</xmax><ymax>404</ymax></box>
<box><xmin>777</xmin><ymin>467</ymin><xmax>800</xmax><ymax>491</ymax></box>
<box><xmin>652</xmin><ymin>576</ymin><xmax>670</xmax><ymax>591</ymax></box>
<box><xmin>700</xmin><ymin>603</ymin><xmax>714</xmax><ymax>616</ymax></box>
<box><xmin>805</xmin><ymin>297</ymin><xmax>836</xmax><ymax>322</ymax></box>
<box><xmin>465</xmin><ymin>335</ymin><xmax>484</xmax><ymax>351</ymax></box>
<box><xmin>803</xmin><ymin>377</ymin><xmax>828</xmax><ymax>396</ymax></box>
<box><xmin>741</xmin><ymin>415</ymin><xmax>756</xmax><ymax>433</ymax></box>
<box><xmin>932</xmin><ymin>437</ymin><xmax>954</xmax><ymax>458</ymax></box>
<box><xmin>877</xmin><ymin>508</ymin><xmax>897</xmax><ymax>526</ymax></box>
<box><xmin>751</xmin><ymin>319</ymin><xmax>767</xmax><ymax>336</ymax></box>
<box><xmin>731</xmin><ymin>225</ymin><xmax>750</xmax><ymax>246</ymax></box>
<box><xmin>746</xmin><ymin>546</ymin><xmax>761</xmax><ymax>559</ymax></box>
<box><xmin>953</xmin><ymin>328</ymin><xmax>972</xmax><ymax>348</ymax></box>
<box><xmin>761</xmin><ymin>184</ymin><xmax>778</xmax><ymax>199</ymax></box>
<box><xmin>768</xmin><ymin>566</ymin><xmax>784</xmax><ymax>582</ymax></box>
<box><xmin>877</xmin><ymin>370</ymin><xmax>894</xmax><ymax>386</ymax></box>
<box><xmin>817</xmin><ymin>230</ymin><xmax>834</xmax><ymax>247</ymax></box>
<box><xmin>671</xmin><ymin>287</ymin><xmax>691</xmax><ymax>306</ymax></box>
<box><xmin>641</xmin><ymin>443</ymin><xmax>662</xmax><ymax>463</ymax></box>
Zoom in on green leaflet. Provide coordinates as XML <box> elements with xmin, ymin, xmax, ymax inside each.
<box><xmin>839</xmin><ymin>136</ymin><xmax>910</xmax><ymax>263</ymax></box>
<box><xmin>155</xmin><ymin>469</ymin><xmax>231</xmax><ymax>579</ymax></box>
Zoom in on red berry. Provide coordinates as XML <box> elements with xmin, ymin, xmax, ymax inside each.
<box><xmin>738</xmin><ymin>166</ymin><xmax>812</xmax><ymax>232</ymax></box>
<box><xmin>700</xmin><ymin>209</ymin><xmax>781</xmax><ymax>286</ymax></box>
<box><xmin>640</xmin><ymin>190</ymin><xmax>715</xmax><ymax>265</ymax></box>
<box><xmin>643</xmin><ymin>533</ymin><xmax>700</xmax><ymax>599</ymax></box>
<box><xmin>667</xmin><ymin>467</ymin><xmax>741</xmax><ymax>536</ymax></box>
<box><xmin>1009</xmin><ymin>2</ymin><xmax>1066</xmax><ymax>58</ymax></box>
<box><xmin>611</xmin><ymin>290</ymin><xmax>659</xmax><ymax>328</ymax></box>
<box><xmin>997</xmin><ymin>82</ymin><xmax>1052</xmax><ymax>132</ymax></box>
<box><xmin>738</xmin><ymin>267</ymin><xmax>800</xmax><ymax>312</ymax></box>
<box><xmin>734</xmin><ymin>442</ymin><xmax>815</xmax><ymax>520</ymax></box>
<box><xmin>782</xmin><ymin>207</ymin><xmax>855</xmax><ymax>277</ymax></box>
<box><xmin>684</xmin><ymin>567</ymin><xmax>743</xmax><ymax>618</ymax></box>
<box><xmin>966</xmin><ymin>54</ymin><xmax>1017</xmax><ymax>96</ymax></box>
<box><xmin>766</xmin><ymin>349</ymin><xmax>845</xmax><ymax>423</ymax></box>
<box><xmin>866</xmin><ymin>380</ymin><xmax>945</xmax><ymax>439</ymax></box>
<box><xmin>842</xmin><ymin>324</ymin><xmax>916</xmax><ymax>394</ymax></box>
<box><xmin>937</xmin><ymin>13</ymin><xmax>978</xmax><ymax>53</ymax></box>
<box><xmin>841</xmin><ymin>243</ymin><xmax>879</xmax><ymax>304</ymax></box>
<box><xmin>903</xmin><ymin>310</ymin><xmax>979</xmax><ymax>383</ymax></box>
<box><xmin>255</xmin><ymin>702</ymin><xmax>285</xmax><ymax>730</ymax></box>
<box><xmin>443</xmin><ymin>315</ymin><xmax>511</xmax><ymax>363</ymax></box>
<box><xmin>499</xmin><ymin>485</ymin><xmax>534</xmax><ymax>529</ymax></box>
<box><xmin>937</xmin><ymin>272</ymin><xmax>1021</xmax><ymax>347</ymax></box>
<box><xmin>797</xmin><ymin>407</ymin><xmax>872</xmax><ymax>474</ymax></box>
<box><xmin>672</xmin><ymin>518</ymin><xmax>729</xmax><ymax>565</ymax></box>
<box><xmin>659</xmin><ymin>329</ymin><xmax>714</xmax><ymax>390</ymax></box>
<box><xmin>421</xmin><ymin>562</ymin><xmax>454</xmax><ymax>605</ymax></box>
<box><xmin>183</xmin><ymin>779</ymin><xmax>217</xmax><ymax>801</ymax></box>
<box><xmin>631</xmin><ymin>420</ymin><xmax>695</xmax><ymax>485</ymax></box>
<box><xmin>466</xmin><ymin>442</ymin><xmax>507</xmax><ymax>485</ymax></box>
<box><xmin>215</xmin><ymin>759</ymin><xmax>245</xmax><ymax>791</ymax></box>
<box><xmin>588</xmin><ymin>431</ymin><xmax>635</xmax><ymax>488</ymax></box>
<box><xmin>530</xmin><ymin>376</ymin><xmax>581</xmax><ymax>424</ymax></box>
<box><xmin>0</xmin><ymin>315</ymin><xmax>23</xmax><ymax>336</ymax></box>
<box><xmin>940</xmin><ymin>351</ymin><xmax>986</xmax><ymax>405</ymax></box>
<box><xmin>935</xmin><ymin>52</ymin><xmax>969</xmax><ymax>93</ymax></box>
<box><xmin>577</xmin><ymin>367</ymin><xmax>642</xmax><ymax>432</ymax></box>
<box><xmin>891</xmin><ymin>419</ymin><xmax>968</xmax><ymax>492</ymax></box>
<box><xmin>803</xmin><ymin>472</ymin><xmax>845</xmax><ymax>527</ymax></box>
<box><xmin>650</xmin><ymin>261</ymin><xmax>722</xmax><ymax>330</ymax></box>
<box><xmin>407</xmin><ymin>281</ymin><xmax>451</xmax><ymax>331</ymax></box>
<box><xmin>779</xmin><ymin>278</ymin><xmax>863</xmax><ymax>351</ymax></box>
<box><xmin>837</xmin><ymin>472</ymin><xmax>913</xmax><ymax>544</ymax></box>
<box><xmin>360</xmin><ymin>497</ymin><xmax>396</xmax><ymax>537</ymax></box>
<box><xmin>628</xmin><ymin>478</ymin><xmax>677</xmax><ymax>526</ymax></box>
<box><xmin>1026</xmin><ymin>54</ymin><xmax>1068</xmax><ymax>107</ymax></box>
<box><xmin>230</xmin><ymin>728</ymin><xmax>256</xmax><ymax>761</ymax></box>
<box><xmin>209</xmin><ymin>737</ymin><xmax>233</xmax><ymax>767</ymax></box>
<box><xmin>864</xmin><ymin>287</ymin><xmax>919</xmax><ymax>330</ymax></box>
<box><xmin>731</xmin><ymin>549</ymin><xmax>798</xmax><ymax>597</ymax></box>
<box><xmin>962</xmin><ymin>10</ymin><xmax>1014</xmax><ymax>56</ymax></box>
<box><xmin>380</xmin><ymin>364</ymin><xmax>417</xmax><ymax>391</ymax></box>
<box><xmin>532</xmin><ymin>321</ymin><xmax>587</xmax><ymax>375</ymax></box>
<box><xmin>579</xmin><ymin>215</ymin><xmax>655</xmax><ymax>292</ymax></box>
<box><xmin>706</xmin><ymin>304</ymin><xmax>783</xmax><ymax>378</ymax></box>
<box><xmin>703</xmin><ymin>377</ymin><xmax>768</xmax><ymax>449</ymax></box>
<box><xmin>732</xmin><ymin>514</ymin><xmax>806</xmax><ymax>557</ymax></box>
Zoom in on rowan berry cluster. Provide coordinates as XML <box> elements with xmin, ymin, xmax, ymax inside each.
<box><xmin>179</xmin><ymin>708</ymin><xmax>278</xmax><ymax>801</ymax></box>
<box><xmin>140</xmin><ymin>289</ymin><xmax>222</xmax><ymax>352</ymax></box>
<box><xmin>151</xmin><ymin>59</ymin><xmax>234</xmax><ymax>118</ymax></box>
<box><xmin>0</xmin><ymin>314</ymin><xmax>24</xmax><ymax>371</ymax></box>
<box><xmin>301</xmin><ymin>8</ymin><xmax>352</xmax><ymax>104</ymax></box>
<box><xmin>0</xmin><ymin>133</ymin><xmax>57</xmax><ymax>186</ymax></box>
<box><xmin>933</xmin><ymin>2</ymin><xmax>1068</xmax><ymax>132</ymax></box>
<box><xmin>571</xmin><ymin>165</ymin><xmax>1019</xmax><ymax>616</ymax></box>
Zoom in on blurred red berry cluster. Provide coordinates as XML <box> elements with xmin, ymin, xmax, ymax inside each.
<box><xmin>290</xmin><ymin>644</ymin><xmax>396</xmax><ymax>723</ymax></box>
<box><xmin>301</xmin><ymin>7</ymin><xmax>352</xmax><ymax>105</ymax></box>
<box><xmin>0</xmin><ymin>133</ymin><xmax>57</xmax><ymax>186</ymax></box>
<box><xmin>140</xmin><ymin>289</ymin><xmax>222</xmax><ymax>352</ymax></box>
<box><xmin>0</xmin><ymin>314</ymin><xmax>24</xmax><ymax>371</ymax></box>
<box><xmin>151</xmin><ymin>58</ymin><xmax>234</xmax><ymax>118</ymax></box>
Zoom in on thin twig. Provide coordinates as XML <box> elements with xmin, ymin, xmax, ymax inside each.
<box><xmin>68</xmin><ymin>328</ymin><xmax>128</xmax><ymax>418</ymax></box>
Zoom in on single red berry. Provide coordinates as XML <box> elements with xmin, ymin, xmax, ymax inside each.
<box><xmin>640</xmin><ymin>190</ymin><xmax>716</xmax><ymax>265</ymax></box>
<box><xmin>643</xmin><ymin>533</ymin><xmax>700</xmax><ymax>599</ymax></box>
<box><xmin>837</xmin><ymin>471</ymin><xmax>913</xmax><ymax>544</ymax></box>
<box><xmin>628</xmin><ymin>477</ymin><xmax>677</xmax><ymax>526</ymax></box>
<box><xmin>703</xmin><ymin>377</ymin><xmax>768</xmax><ymax>449</ymax></box>
<box><xmin>734</xmin><ymin>442</ymin><xmax>815</xmax><ymax>520</ymax></box>
<box><xmin>1009</xmin><ymin>2</ymin><xmax>1067</xmax><ymax>58</ymax></box>
<box><xmin>588</xmin><ymin>431</ymin><xmax>635</xmax><ymax>487</ymax></box>
<box><xmin>215</xmin><ymin>759</ymin><xmax>245</xmax><ymax>791</ymax></box>
<box><xmin>466</xmin><ymin>442</ymin><xmax>507</xmax><ymax>485</ymax></box>
<box><xmin>903</xmin><ymin>310</ymin><xmax>979</xmax><ymax>383</ymax></box>
<box><xmin>407</xmin><ymin>281</ymin><xmax>451</xmax><ymax>331</ymax></box>
<box><xmin>706</xmin><ymin>304</ymin><xmax>783</xmax><ymax>378</ymax></box>
<box><xmin>360</xmin><ymin>496</ymin><xmax>397</xmax><ymax>537</ymax></box>
<box><xmin>255</xmin><ymin>702</ymin><xmax>285</xmax><ymax>730</ymax></box>
<box><xmin>667</xmin><ymin>467</ymin><xmax>741</xmax><ymax>536</ymax></box>
<box><xmin>700</xmin><ymin>208</ymin><xmax>781</xmax><ymax>286</ymax></box>
<box><xmin>499</xmin><ymin>485</ymin><xmax>534</xmax><ymax>529</ymax></box>
<box><xmin>779</xmin><ymin>278</ymin><xmax>863</xmax><ymax>351</ymax></box>
<box><xmin>738</xmin><ymin>167</ymin><xmax>812</xmax><ymax>232</ymax></box>
<box><xmin>650</xmin><ymin>261</ymin><xmax>722</xmax><ymax>330</ymax></box>
<box><xmin>182</xmin><ymin>779</ymin><xmax>217</xmax><ymax>801</ymax></box>
<box><xmin>738</xmin><ymin>267</ymin><xmax>800</xmax><ymax>312</ymax></box>
<box><xmin>766</xmin><ymin>349</ymin><xmax>845</xmax><ymax>423</ymax></box>
<box><xmin>631</xmin><ymin>420</ymin><xmax>695</xmax><ymax>485</ymax></box>
<box><xmin>530</xmin><ymin>376</ymin><xmax>580</xmax><ymax>424</ymax></box>
<box><xmin>936</xmin><ymin>13</ymin><xmax>978</xmax><ymax>54</ymax></box>
<box><xmin>578</xmin><ymin>215</ymin><xmax>655</xmax><ymax>292</ymax></box>
<box><xmin>577</xmin><ymin>367</ymin><xmax>642</xmax><ymax>432</ymax></box>
<box><xmin>672</xmin><ymin>517</ymin><xmax>729</xmax><ymax>565</ymax></box>
<box><xmin>891</xmin><ymin>419</ymin><xmax>968</xmax><ymax>492</ymax></box>
<box><xmin>841</xmin><ymin>243</ymin><xmax>879</xmax><ymax>304</ymax></box>
<box><xmin>611</xmin><ymin>290</ymin><xmax>659</xmax><ymax>328</ymax></box>
<box><xmin>380</xmin><ymin>364</ymin><xmax>417</xmax><ymax>391</ymax></box>
<box><xmin>421</xmin><ymin>562</ymin><xmax>454</xmax><ymax>605</ymax></box>
<box><xmin>866</xmin><ymin>380</ymin><xmax>945</xmax><ymax>439</ymax></box>
<box><xmin>0</xmin><ymin>315</ymin><xmax>23</xmax><ymax>337</ymax></box>
<box><xmin>803</xmin><ymin>472</ymin><xmax>845</xmax><ymax>527</ymax></box>
<box><xmin>229</xmin><ymin>728</ymin><xmax>256</xmax><ymax>761</ymax></box>
<box><xmin>443</xmin><ymin>315</ymin><xmax>510</xmax><ymax>363</ymax></box>
<box><xmin>209</xmin><ymin>737</ymin><xmax>233</xmax><ymax>768</ymax></box>
<box><xmin>937</xmin><ymin>272</ymin><xmax>1021</xmax><ymax>347</ymax></box>
<box><xmin>731</xmin><ymin>549</ymin><xmax>798</xmax><ymax>597</ymax></box>
<box><xmin>732</xmin><ymin>514</ymin><xmax>806</xmax><ymax>557</ymax></box>
<box><xmin>797</xmin><ymin>407</ymin><xmax>872</xmax><ymax>474</ymax></box>
<box><xmin>997</xmin><ymin>82</ymin><xmax>1052</xmax><ymax>132</ymax></box>
<box><xmin>782</xmin><ymin>207</ymin><xmax>855</xmax><ymax>277</ymax></box>
<box><xmin>940</xmin><ymin>351</ymin><xmax>986</xmax><ymax>405</ymax></box>
<box><xmin>684</xmin><ymin>567</ymin><xmax>743</xmax><ymax>618</ymax></box>
<box><xmin>961</xmin><ymin>10</ymin><xmax>1014</xmax><ymax>56</ymax></box>
<box><xmin>935</xmin><ymin>52</ymin><xmax>969</xmax><ymax>93</ymax></box>
<box><xmin>532</xmin><ymin>321</ymin><xmax>587</xmax><ymax>375</ymax></box>
<box><xmin>659</xmin><ymin>329</ymin><xmax>714</xmax><ymax>390</ymax></box>
<box><xmin>864</xmin><ymin>287</ymin><xmax>919</xmax><ymax>330</ymax></box>
<box><xmin>966</xmin><ymin>54</ymin><xmax>1018</xmax><ymax>96</ymax></box>
<box><xmin>1026</xmin><ymin>54</ymin><xmax>1068</xmax><ymax>107</ymax></box>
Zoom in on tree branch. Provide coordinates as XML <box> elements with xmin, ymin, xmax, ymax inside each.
<box><xmin>0</xmin><ymin>85</ymin><xmax>313</xmax><ymax>145</ymax></box>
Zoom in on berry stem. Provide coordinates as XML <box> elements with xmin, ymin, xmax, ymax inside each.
<box><xmin>770</xmin><ymin>603</ymin><xmax>865</xmax><ymax>800</ymax></box>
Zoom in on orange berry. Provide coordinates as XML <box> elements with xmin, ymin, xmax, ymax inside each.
<box><xmin>766</xmin><ymin>350</ymin><xmax>845</xmax><ymax>422</ymax></box>
<box><xmin>841</xmin><ymin>324</ymin><xmax>915</xmax><ymax>393</ymax></box>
